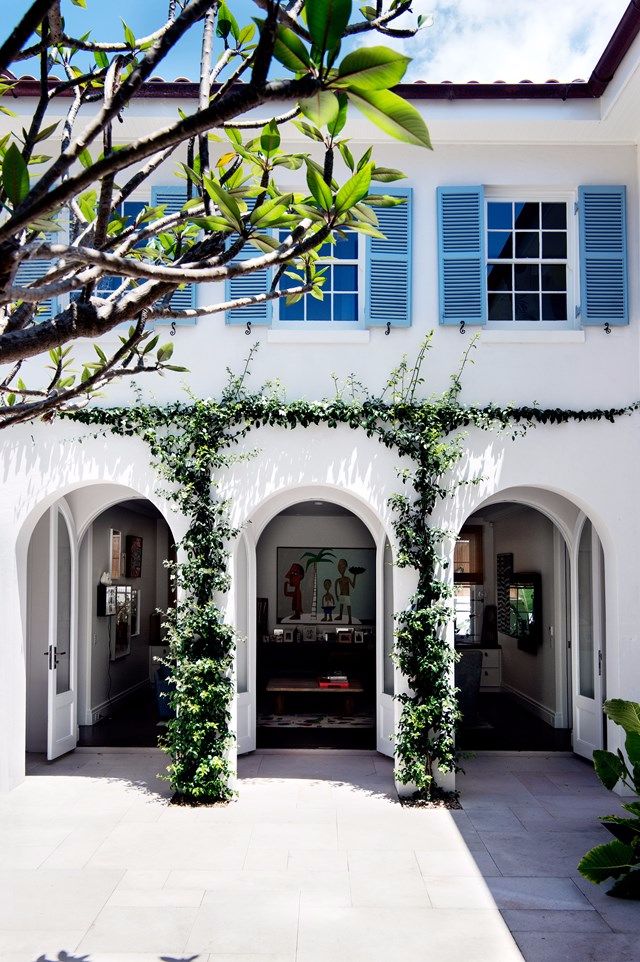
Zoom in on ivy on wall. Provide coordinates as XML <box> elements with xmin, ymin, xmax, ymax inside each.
<box><xmin>68</xmin><ymin>338</ymin><xmax>639</xmax><ymax>801</ymax></box>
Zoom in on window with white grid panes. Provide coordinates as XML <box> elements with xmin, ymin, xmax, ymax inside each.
<box><xmin>486</xmin><ymin>200</ymin><xmax>569</xmax><ymax>324</ymax></box>
<box><xmin>277</xmin><ymin>231</ymin><xmax>360</xmax><ymax>325</ymax></box>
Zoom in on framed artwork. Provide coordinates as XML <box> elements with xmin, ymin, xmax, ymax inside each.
<box><xmin>283</xmin><ymin>628</ymin><xmax>294</xmax><ymax>643</ymax></box>
<box><xmin>302</xmin><ymin>626</ymin><xmax>316</xmax><ymax>643</ymax></box>
<box><xmin>276</xmin><ymin>546</ymin><xmax>375</xmax><ymax>625</ymax></box>
<box><xmin>496</xmin><ymin>552</ymin><xmax>513</xmax><ymax>633</ymax></box>
<box><xmin>126</xmin><ymin>535</ymin><xmax>143</xmax><ymax>578</ymax></box>
<box><xmin>110</xmin><ymin>529</ymin><xmax>122</xmax><ymax>580</ymax></box>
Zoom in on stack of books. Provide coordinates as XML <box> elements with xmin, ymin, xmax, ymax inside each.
<box><xmin>318</xmin><ymin>673</ymin><xmax>349</xmax><ymax>689</ymax></box>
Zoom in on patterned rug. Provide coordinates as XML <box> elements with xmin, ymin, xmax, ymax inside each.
<box><xmin>258</xmin><ymin>713</ymin><xmax>375</xmax><ymax>729</ymax></box>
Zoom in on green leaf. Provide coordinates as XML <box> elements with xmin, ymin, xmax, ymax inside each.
<box><xmin>327</xmin><ymin>92</ymin><xmax>348</xmax><ymax>137</ymax></box>
<box><xmin>203</xmin><ymin>177</ymin><xmax>244</xmax><ymax>232</ymax></box>
<box><xmin>306</xmin><ymin>0</ymin><xmax>353</xmax><ymax>55</ymax></box>
<box><xmin>216</xmin><ymin>2</ymin><xmax>239</xmax><ymax>43</ymax></box>
<box><xmin>238</xmin><ymin>24</ymin><xmax>255</xmax><ymax>46</ymax></box>
<box><xmin>594</xmin><ymin>749</ymin><xmax>625</xmax><ymax>791</ymax></box>
<box><xmin>94</xmin><ymin>344</ymin><xmax>107</xmax><ymax>365</ymax></box>
<box><xmin>601</xmin><ymin>815</ymin><xmax>640</xmax><ymax>846</ymax></box>
<box><xmin>250</xmin><ymin>193</ymin><xmax>293</xmax><ymax>228</ymax></box>
<box><xmin>347</xmin><ymin>88</ymin><xmax>432</xmax><ymax>148</ymax></box>
<box><xmin>578</xmin><ymin>839</ymin><xmax>635</xmax><ymax>884</ymax></box>
<box><xmin>333</xmin><ymin>47</ymin><xmax>410</xmax><ymax>91</ymax></box>
<box><xmin>306</xmin><ymin>164</ymin><xmax>333</xmax><ymax>211</ymax></box>
<box><xmin>6</xmin><ymin>393</ymin><xmax>16</xmax><ymax>406</ymax></box>
<box><xmin>72</xmin><ymin>0</ymin><xmax>87</xmax><ymax>7</ymax></box>
<box><xmin>335</xmin><ymin>164</ymin><xmax>372</xmax><ymax>214</ymax></box>
<box><xmin>157</xmin><ymin>342</ymin><xmax>174</xmax><ymax>363</ymax></box>
<box><xmin>191</xmin><ymin>216</ymin><xmax>233</xmax><ymax>233</ymax></box>
<box><xmin>626</xmin><ymin>730</ymin><xmax>640</xmax><ymax>768</ymax></box>
<box><xmin>163</xmin><ymin>364</ymin><xmax>190</xmax><ymax>372</ymax></box>
<box><xmin>260</xmin><ymin>119</ymin><xmax>281</xmax><ymax>156</ymax></box>
<box><xmin>371</xmin><ymin>166</ymin><xmax>406</xmax><ymax>182</ymax></box>
<box><xmin>607</xmin><ymin>869</ymin><xmax>640</xmax><ymax>899</ymax></box>
<box><xmin>34</xmin><ymin>122</ymin><xmax>60</xmax><ymax>143</ymax></box>
<box><xmin>337</xmin><ymin>141</ymin><xmax>354</xmax><ymax>171</ymax></box>
<box><xmin>273</xmin><ymin>25</ymin><xmax>313</xmax><ymax>73</ymax></box>
<box><xmin>299</xmin><ymin>91</ymin><xmax>340</xmax><ymax>128</ymax></box>
<box><xmin>121</xmin><ymin>19</ymin><xmax>136</xmax><ymax>49</ymax></box>
<box><xmin>605</xmin><ymin>700</ymin><xmax>640</xmax><ymax>735</ymax></box>
<box><xmin>2</xmin><ymin>143</ymin><xmax>29</xmax><ymax>205</ymax></box>
<box><xmin>78</xmin><ymin>147</ymin><xmax>92</xmax><ymax>170</ymax></box>
<box><xmin>94</xmin><ymin>50</ymin><xmax>109</xmax><ymax>69</ymax></box>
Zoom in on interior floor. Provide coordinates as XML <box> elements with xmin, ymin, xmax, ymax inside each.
<box><xmin>256</xmin><ymin>721</ymin><xmax>376</xmax><ymax>749</ymax></box>
<box><xmin>457</xmin><ymin>691</ymin><xmax>572</xmax><ymax>752</ymax></box>
<box><xmin>78</xmin><ymin>685</ymin><xmax>163</xmax><ymax>748</ymax></box>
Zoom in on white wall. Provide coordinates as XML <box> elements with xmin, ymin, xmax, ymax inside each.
<box><xmin>256</xmin><ymin>512</ymin><xmax>376</xmax><ymax>632</ymax></box>
<box><xmin>490</xmin><ymin>506</ymin><xmax>558</xmax><ymax>718</ymax></box>
<box><xmin>87</xmin><ymin>504</ymin><xmax>170</xmax><ymax>716</ymax></box>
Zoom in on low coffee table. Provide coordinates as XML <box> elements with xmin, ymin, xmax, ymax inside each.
<box><xmin>266</xmin><ymin>676</ymin><xmax>364</xmax><ymax>715</ymax></box>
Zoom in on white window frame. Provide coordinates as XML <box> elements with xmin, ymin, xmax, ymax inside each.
<box><xmin>485</xmin><ymin>187</ymin><xmax>578</xmax><ymax>331</ymax></box>
<box><xmin>272</xmin><ymin>231</ymin><xmax>366</xmax><ymax>331</ymax></box>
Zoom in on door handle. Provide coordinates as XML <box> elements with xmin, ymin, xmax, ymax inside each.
<box><xmin>598</xmin><ymin>649</ymin><xmax>603</xmax><ymax>676</ymax></box>
<box><xmin>44</xmin><ymin>645</ymin><xmax>55</xmax><ymax>669</ymax></box>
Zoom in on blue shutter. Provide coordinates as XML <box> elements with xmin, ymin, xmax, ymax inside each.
<box><xmin>15</xmin><ymin>232</ymin><xmax>58</xmax><ymax>322</ymax></box>
<box><xmin>578</xmin><ymin>186</ymin><xmax>628</xmax><ymax>326</ymax></box>
<box><xmin>151</xmin><ymin>185</ymin><xmax>196</xmax><ymax>325</ymax></box>
<box><xmin>225</xmin><ymin>198</ymin><xmax>272</xmax><ymax>326</ymax></box>
<box><xmin>437</xmin><ymin>186</ymin><xmax>486</xmax><ymax>326</ymax></box>
<box><xmin>365</xmin><ymin>187</ymin><xmax>412</xmax><ymax>328</ymax></box>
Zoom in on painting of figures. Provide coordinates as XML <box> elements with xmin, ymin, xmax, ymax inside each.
<box><xmin>276</xmin><ymin>547</ymin><xmax>375</xmax><ymax>624</ymax></box>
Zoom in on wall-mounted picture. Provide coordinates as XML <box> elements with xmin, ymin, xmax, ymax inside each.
<box><xmin>277</xmin><ymin>547</ymin><xmax>375</xmax><ymax>625</ymax></box>
<box><xmin>496</xmin><ymin>551</ymin><xmax>513</xmax><ymax>633</ymax></box>
<box><xmin>126</xmin><ymin>535</ymin><xmax>143</xmax><ymax>579</ymax></box>
<box><xmin>509</xmin><ymin>572</ymin><xmax>542</xmax><ymax>654</ymax></box>
<box><xmin>283</xmin><ymin>628</ymin><xmax>295</xmax><ymax>643</ymax></box>
<box><xmin>110</xmin><ymin>529</ymin><xmax>122</xmax><ymax>580</ymax></box>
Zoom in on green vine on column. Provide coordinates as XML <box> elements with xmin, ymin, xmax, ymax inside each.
<box><xmin>67</xmin><ymin>337</ymin><xmax>639</xmax><ymax>801</ymax></box>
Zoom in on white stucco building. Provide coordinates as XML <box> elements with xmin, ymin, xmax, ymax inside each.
<box><xmin>2</xmin><ymin>6</ymin><xmax>640</xmax><ymax>794</ymax></box>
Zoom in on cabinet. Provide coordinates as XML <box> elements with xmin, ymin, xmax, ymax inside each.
<box><xmin>479</xmin><ymin>648</ymin><xmax>501</xmax><ymax>691</ymax></box>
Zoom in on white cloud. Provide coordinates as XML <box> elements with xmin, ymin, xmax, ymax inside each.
<box><xmin>393</xmin><ymin>0</ymin><xmax>629</xmax><ymax>83</ymax></box>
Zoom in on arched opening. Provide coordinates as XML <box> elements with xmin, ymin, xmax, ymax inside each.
<box><xmin>254</xmin><ymin>499</ymin><xmax>378</xmax><ymax>749</ymax></box>
<box><xmin>453</xmin><ymin>495</ymin><xmax>606</xmax><ymax>758</ymax></box>
<box><xmin>25</xmin><ymin>492</ymin><xmax>176</xmax><ymax>759</ymax></box>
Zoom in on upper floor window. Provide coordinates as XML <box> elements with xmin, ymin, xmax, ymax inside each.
<box><xmin>486</xmin><ymin>199</ymin><xmax>570</xmax><ymax>326</ymax></box>
<box><xmin>275</xmin><ymin>231</ymin><xmax>362</xmax><ymax>328</ymax></box>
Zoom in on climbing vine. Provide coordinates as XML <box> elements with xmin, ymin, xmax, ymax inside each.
<box><xmin>67</xmin><ymin>337</ymin><xmax>639</xmax><ymax>801</ymax></box>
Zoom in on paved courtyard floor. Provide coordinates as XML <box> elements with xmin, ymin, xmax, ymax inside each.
<box><xmin>0</xmin><ymin>750</ymin><xmax>637</xmax><ymax>961</ymax></box>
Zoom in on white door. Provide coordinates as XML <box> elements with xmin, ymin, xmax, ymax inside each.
<box><xmin>377</xmin><ymin>537</ymin><xmax>395</xmax><ymax>757</ymax></box>
<box><xmin>47</xmin><ymin>505</ymin><xmax>78</xmax><ymax>760</ymax></box>
<box><xmin>572</xmin><ymin>517</ymin><xmax>605</xmax><ymax>759</ymax></box>
<box><xmin>236</xmin><ymin>533</ymin><xmax>256</xmax><ymax>754</ymax></box>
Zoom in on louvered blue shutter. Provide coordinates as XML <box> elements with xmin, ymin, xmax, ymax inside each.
<box><xmin>578</xmin><ymin>186</ymin><xmax>628</xmax><ymax>326</ymax></box>
<box><xmin>14</xmin><ymin>233</ymin><xmax>57</xmax><ymax>322</ymax></box>
<box><xmin>151</xmin><ymin>185</ymin><xmax>196</xmax><ymax>324</ymax></box>
<box><xmin>437</xmin><ymin>186</ymin><xmax>486</xmax><ymax>326</ymax></box>
<box><xmin>365</xmin><ymin>187</ymin><xmax>412</xmax><ymax>327</ymax></box>
<box><xmin>225</xmin><ymin>198</ymin><xmax>272</xmax><ymax>326</ymax></box>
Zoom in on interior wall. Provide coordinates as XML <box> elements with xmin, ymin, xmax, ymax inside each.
<box><xmin>26</xmin><ymin>510</ymin><xmax>50</xmax><ymax>752</ymax></box>
<box><xmin>88</xmin><ymin>505</ymin><xmax>170</xmax><ymax>716</ymax></box>
<box><xmin>257</xmin><ymin>512</ymin><xmax>376</xmax><ymax>632</ymax></box>
<box><xmin>491</xmin><ymin>506</ymin><xmax>557</xmax><ymax>717</ymax></box>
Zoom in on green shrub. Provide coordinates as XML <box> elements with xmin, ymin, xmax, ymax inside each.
<box><xmin>578</xmin><ymin>699</ymin><xmax>640</xmax><ymax>899</ymax></box>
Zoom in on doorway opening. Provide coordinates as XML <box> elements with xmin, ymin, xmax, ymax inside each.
<box><xmin>255</xmin><ymin>500</ymin><xmax>377</xmax><ymax>749</ymax></box>
<box><xmin>453</xmin><ymin>500</ymin><xmax>606</xmax><ymax>757</ymax></box>
<box><xmin>25</xmin><ymin>494</ymin><xmax>175</xmax><ymax>759</ymax></box>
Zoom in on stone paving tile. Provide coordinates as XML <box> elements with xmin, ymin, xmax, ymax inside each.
<box><xmin>513</xmin><ymin>932</ymin><xmax>640</xmax><ymax>962</ymax></box>
<box><xmin>4</xmin><ymin>749</ymin><xmax>638</xmax><ymax>962</ymax></box>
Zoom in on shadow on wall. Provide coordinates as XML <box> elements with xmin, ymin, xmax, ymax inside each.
<box><xmin>33</xmin><ymin>954</ymin><xmax>201</xmax><ymax>962</ymax></box>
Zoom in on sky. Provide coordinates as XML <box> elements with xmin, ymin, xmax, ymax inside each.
<box><xmin>7</xmin><ymin>0</ymin><xmax>630</xmax><ymax>84</ymax></box>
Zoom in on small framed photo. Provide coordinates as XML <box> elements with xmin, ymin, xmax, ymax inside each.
<box><xmin>273</xmin><ymin>628</ymin><xmax>284</xmax><ymax>643</ymax></box>
<box><xmin>283</xmin><ymin>628</ymin><xmax>294</xmax><ymax>643</ymax></box>
<box><xmin>303</xmin><ymin>626</ymin><xmax>316</xmax><ymax>643</ymax></box>
<box><xmin>354</xmin><ymin>630</ymin><xmax>364</xmax><ymax>645</ymax></box>
<box><xmin>110</xmin><ymin>529</ymin><xmax>121</xmax><ymax>579</ymax></box>
<box><xmin>337</xmin><ymin>629</ymin><xmax>354</xmax><ymax>644</ymax></box>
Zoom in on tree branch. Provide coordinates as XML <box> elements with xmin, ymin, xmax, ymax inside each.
<box><xmin>0</xmin><ymin>0</ymin><xmax>53</xmax><ymax>75</ymax></box>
